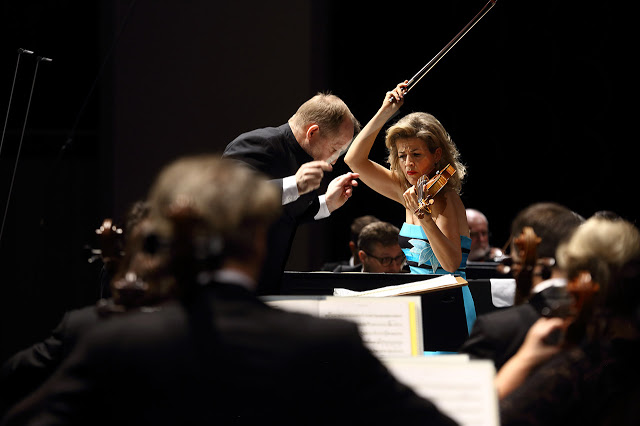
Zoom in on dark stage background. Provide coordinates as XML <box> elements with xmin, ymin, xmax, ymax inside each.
<box><xmin>0</xmin><ymin>0</ymin><xmax>633</xmax><ymax>361</ymax></box>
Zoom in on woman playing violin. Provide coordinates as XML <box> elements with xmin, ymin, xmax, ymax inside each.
<box><xmin>345</xmin><ymin>81</ymin><xmax>475</xmax><ymax>330</ymax></box>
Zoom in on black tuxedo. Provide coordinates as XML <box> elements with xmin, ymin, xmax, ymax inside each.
<box><xmin>223</xmin><ymin>124</ymin><xmax>321</xmax><ymax>294</ymax></box>
<box><xmin>3</xmin><ymin>282</ymin><xmax>456</xmax><ymax>426</ymax></box>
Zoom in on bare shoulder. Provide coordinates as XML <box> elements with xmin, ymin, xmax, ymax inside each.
<box><xmin>433</xmin><ymin>190</ymin><xmax>469</xmax><ymax>236</ymax></box>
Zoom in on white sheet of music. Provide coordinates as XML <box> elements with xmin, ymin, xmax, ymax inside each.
<box><xmin>263</xmin><ymin>296</ymin><xmax>423</xmax><ymax>358</ymax></box>
<box><xmin>333</xmin><ymin>273</ymin><xmax>465</xmax><ymax>297</ymax></box>
<box><xmin>382</xmin><ymin>357</ymin><xmax>499</xmax><ymax>426</ymax></box>
<box><xmin>318</xmin><ymin>297</ymin><xmax>422</xmax><ymax>358</ymax></box>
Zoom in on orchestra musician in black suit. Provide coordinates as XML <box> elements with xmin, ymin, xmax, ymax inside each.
<box><xmin>2</xmin><ymin>156</ymin><xmax>456</xmax><ymax>426</ymax></box>
<box><xmin>497</xmin><ymin>216</ymin><xmax>640</xmax><ymax>424</ymax></box>
<box><xmin>223</xmin><ymin>93</ymin><xmax>360</xmax><ymax>294</ymax></box>
<box><xmin>0</xmin><ymin>201</ymin><xmax>174</xmax><ymax>417</ymax></box>
<box><xmin>458</xmin><ymin>202</ymin><xmax>584</xmax><ymax>370</ymax></box>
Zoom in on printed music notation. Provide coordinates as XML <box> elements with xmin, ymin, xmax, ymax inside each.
<box><xmin>382</xmin><ymin>357</ymin><xmax>499</xmax><ymax>426</ymax></box>
<box><xmin>263</xmin><ymin>296</ymin><xmax>423</xmax><ymax>357</ymax></box>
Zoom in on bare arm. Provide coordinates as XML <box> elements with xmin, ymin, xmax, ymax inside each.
<box><xmin>344</xmin><ymin>82</ymin><xmax>408</xmax><ymax>205</ymax></box>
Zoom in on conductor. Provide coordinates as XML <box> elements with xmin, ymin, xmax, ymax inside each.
<box><xmin>223</xmin><ymin>92</ymin><xmax>360</xmax><ymax>294</ymax></box>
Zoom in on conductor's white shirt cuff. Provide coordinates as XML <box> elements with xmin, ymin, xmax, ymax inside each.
<box><xmin>314</xmin><ymin>195</ymin><xmax>330</xmax><ymax>220</ymax></box>
<box><xmin>282</xmin><ymin>175</ymin><xmax>299</xmax><ymax>205</ymax></box>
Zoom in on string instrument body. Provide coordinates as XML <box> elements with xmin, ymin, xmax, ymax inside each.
<box><xmin>414</xmin><ymin>163</ymin><xmax>456</xmax><ymax>219</ymax></box>
<box><xmin>512</xmin><ymin>226</ymin><xmax>541</xmax><ymax>305</ymax></box>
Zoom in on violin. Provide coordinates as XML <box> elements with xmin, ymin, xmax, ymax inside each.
<box><xmin>88</xmin><ymin>218</ymin><xmax>125</xmax><ymax>287</ymax></box>
<box><xmin>414</xmin><ymin>163</ymin><xmax>456</xmax><ymax>219</ymax></box>
<box><xmin>512</xmin><ymin>226</ymin><xmax>541</xmax><ymax>305</ymax></box>
<box><xmin>97</xmin><ymin>218</ymin><xmax>124</xmax><ymax>261</ymax></box>
<box><xmin>566</xmin><ymin>271</ymin><xmax>600</xmax><ymax>316</ymax></box>
<box><xmin>84</xmin><ymin>218</ymin><xmax>125</xmax><ymax>299</ymax></box>
<box><xmin>88</xmin><ymin>218</ymin><xmax>124</xmax><ymax>266</ymax></box>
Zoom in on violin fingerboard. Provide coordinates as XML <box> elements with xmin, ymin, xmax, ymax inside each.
<box><xmin>416</xmin><ymin>175</ymin><xmax>427</xmax><ymax>201</ymax></box>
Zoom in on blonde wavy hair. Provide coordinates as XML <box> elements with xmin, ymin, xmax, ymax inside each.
<box><xmin>385</xmin><ymin>112</ymin><xmax>465</xmax><ymax>193</ymax></box>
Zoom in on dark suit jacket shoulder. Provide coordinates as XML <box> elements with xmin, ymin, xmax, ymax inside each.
<box><xmin>223</xmin><ymin>123</ymin><xmax>321</xmax><ymax>220</ymax></box>
<box><xmin>332</xmin><ymin>264</ymin><xmax>362</xmax><ymax>273</ymax></box>
<box><xmin>458</xmin><ymin>303</ymin><xmax>540</xmax><ymax>370</ymax></box>
<box><xmin>223</xmin><ymin>124</ymin><xmax>304</xmax><ymax>178</ymax></box>
<box><xmin>1</xmin><ymin>305</ymin><xmax>99</xmax><ymax>372</ymax></box>
<box><xmin>0</xmin><ymin>305</ymin><xmax>100</xmax><ymax>415</ymax></box>
<box><xmin>4</xmin><ymin>283</ymin><xmax>456</xmax><ymax>426</ymax></box>
<box><xmin>223</xmin><ymin>126</ymin><xmax>282</xmax><ymax>172</ymax></box>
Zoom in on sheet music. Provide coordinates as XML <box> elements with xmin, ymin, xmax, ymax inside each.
<box><xmin>333</xmin><ymin>274</ymin><xmax>465</xmax><ymax>297</ymax></box>
<box><xmin>263</xmin><ymin>296</ymin><xmax>423</xmax><ymax>358</ymax></box>
<box><xmin>382</xmin><ymin>357</ymin><xmax>499</xmax><ymax>426</ymax></box>
<box><xmin>318</xmin><ymin>298</ymin><xmax>420</xmax><ymax>357</ymax></box>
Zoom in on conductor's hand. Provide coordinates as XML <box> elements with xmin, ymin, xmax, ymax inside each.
<box><xmin>296</xmin><ymin>161</ymin><xmax>333</xmax><ymax>195</ymax></box>
<box><xmin>325</xmin><ymin>172</ymin><xmax>359</xmax><ymax>213</ymax></box>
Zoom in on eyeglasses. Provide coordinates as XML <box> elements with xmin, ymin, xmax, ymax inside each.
<box><xmin>363</xmin><ymin>251</ymin><xmax>406</xmax><ymax>266</ymax></box>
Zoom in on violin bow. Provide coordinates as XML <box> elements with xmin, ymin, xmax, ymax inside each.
<box><xmin>391</xmin><ymin>0</ymin><xmax>497</xmax><ymax>101</ymax></box>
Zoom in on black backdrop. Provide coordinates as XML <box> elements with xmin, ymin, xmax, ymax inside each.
<box><xmin>0</xmin><ymin>0</ymin><xmax>634</xmax><ymax>361</ymax></box>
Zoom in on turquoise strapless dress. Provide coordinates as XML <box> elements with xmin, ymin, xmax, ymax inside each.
<box><xmin>399</xmin><ymin>222</ymin><xmax>476</xmax><ymax>333</ymax></box>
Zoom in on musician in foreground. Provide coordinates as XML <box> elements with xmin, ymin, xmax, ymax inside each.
<box><xmin>2</xmin><ymin>156</ymin><xmax>458</xmax><ymax>425</ymax></box>
<box><xmin>344</xmin><ymin>81</ymin><xmax>475</xmax><ymax>331</ymax></box>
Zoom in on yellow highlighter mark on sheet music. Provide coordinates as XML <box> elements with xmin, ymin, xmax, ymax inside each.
<box><xmin>409</xmin><ymin>301</ymin><xmax>418</xmax><ymax>356</ymax></box>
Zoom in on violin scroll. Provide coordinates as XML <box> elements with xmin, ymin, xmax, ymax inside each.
<box><xmin>87</xmin><ymin>218</ymin><xmax>124</xmax><ymax>267</ymax></box>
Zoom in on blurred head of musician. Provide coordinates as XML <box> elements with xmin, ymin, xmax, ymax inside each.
<box><xmin>466</xmin><ymin>208</ymin><xmax>503</xmax><ymax>262</ymax></box>
<box><xmin>107</xmin><ymin>209</ymin><xmax>175</xmax><ymax>311</ymax></box>
<box><xmin>557</xmin><ymin>215</ymin><xmax>640</xmax><ymax>334</ymax></box>
<box><xmin>507</xmin><ymin>202</ymin><xmax>585</xmax><ymax>297</ymax></box>
<box><xmin>146</xmin><ymin>154</ymin><xmax>282</xmax><ymax>289</ymax></box>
